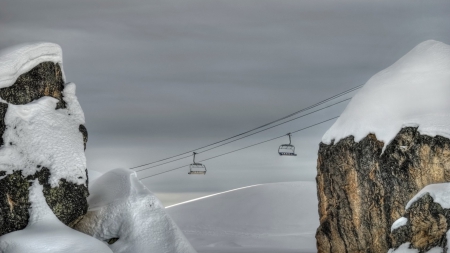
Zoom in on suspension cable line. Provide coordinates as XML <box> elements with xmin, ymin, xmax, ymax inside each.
<box><xmin>138</xmin><ymin>116</ymin><xmax>339</xmax><ymax>180</ymax></box>
<box><xmin>134</xmin><ymin>98</ymin><xmax>350</xmax><ymax>173</ymax></box>
<box><xmin>129</xmin><ymin>85</ymin><xmax>361</xmax><ymax>170</ymax></box>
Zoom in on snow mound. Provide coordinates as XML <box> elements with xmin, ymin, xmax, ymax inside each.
<box><xmin>0</xmin><ymin>180</ymin><xmax>112</xmax><ymax>253</ymax></box>
<box><xmin>406</xmin><ymin>182</ymin><xmax>450</xmax><ymax>209</ymax></box>
<box><xmin>0</xmin><ymin>43</ymin><xmax>64</xmax><ymax>88</ymax></box>
<box><xmin>167</xmin><ymin>181</ymin><xmax>318</xmax><ymax>253</ymax></box>
<box><xmin>75</xmin><ymin>168</ymin><xmax>196</xmax><ymax>253</ymax></box>
<box><xmin>322</xmin><ymin>40</ymin><xmax>450</xmax><ymax>148</ymax></box>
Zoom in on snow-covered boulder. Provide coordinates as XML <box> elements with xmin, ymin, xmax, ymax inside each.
<box><xmin>0</xmin><ymin>43</ymin><xmax>89</xmax><ymax>235</ymax></box>
<box><xmin>316</xmin><ymin>40</ymin><xmax>450</xmax><ymax>253</ymax></box>
<box><xmin>390</xmin><ymin>183</ymin><xmax>450</xmax><ymax>253</ymax></box>
<box><xmin>0</xmin><ymin>180</ymin><xmax>112</xmax><ymax>253</ymax></box>
<box><xmin>75</xmin><ymin>169</ymin><xmax>197</xmax><ymax>253</ymax></box>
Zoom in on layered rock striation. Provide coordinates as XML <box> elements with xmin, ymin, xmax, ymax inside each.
<box><xmin>0</xmin><ymin>43</ymin><xmax>88</xmax><ymax>236</ymax></box>
<box><xmin>316</xmin><ymin>127</ymin><xmax>450</xmax><ymax>252</ymax></box>
<box><xmin>389</xmin><ymin>183</ymin><xmax>450</xmax><ymax>252</ymax></box>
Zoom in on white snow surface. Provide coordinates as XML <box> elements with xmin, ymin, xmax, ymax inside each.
<box><xmin>426</xmin><ymin>247</ymin><xmax>444</xmax><ymax>253</ymax></box>
<box><xmin>322</xmin><ymin>40</ymin><xmax>450</xmax><ymax>148</ymax></box>
<box><xmin>87</xmin><ymin>169</ymin><xmax>104</xmax><ymax>188</ymax></box>
<box><xmin>0</xmin><ymin>42</ymin><xmax>64</xmax><ymax>88</ymax></box>
<box><xmin>76</xmin><ymin>168</ymin><xmax>196</xmax><ymax>253</ymax></box>
<box><xmin>167</xmin><ymin>181</ymin><xmax>318</xmax><ymax>253</ymax></box>
<box><xmin>0</xmin><ymin>83</ymin><xmax>87</xmax><ymax>187</ymax></box>
<box><xmin>391</xmin><ymin>217</ymin><xmax>408</xmax><ymax>232</ymax></box>
<box><xmin>406</xmin><ymin>183</ymin><xmax>450</xmax><ymax>209</ymax></box>
<box><xmin>388</xmin><ymin>243</ymin><xmax>419</xmax><ymax>253</ymax></box>
<box><xmin>0</xmin><ymin>180</ymin><xmax>113</xmax><ymax>253</ymax></box>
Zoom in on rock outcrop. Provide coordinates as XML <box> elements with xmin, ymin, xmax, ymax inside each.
<box><xmin>390</xmin><ymin>183</ymin><xmax>450</xmax><ymax>252</ymax></box>
<box><xmin>0</xmin><ymin>43</ymin><xmax>89</xmax><ymax>236</ymax></box>
<box><xmin>316</xmin><ymin>127</ymin><xmax>450</xmax><ymax>252</ymax></box>
<box><xmin>316</xmin><ymin>40</ymin><xmax>450</xmax><ymax>253</ymax></box>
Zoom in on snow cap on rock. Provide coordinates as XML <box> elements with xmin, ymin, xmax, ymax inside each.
<box><xmin>322</xmin><ymin>40</ymin><xmax>450</xmax><ymax>149</ymax></box>
<box><xmin>0</xmin><ymin>43</ymin><xmax>64</xmax><ymax>88</ymax></box>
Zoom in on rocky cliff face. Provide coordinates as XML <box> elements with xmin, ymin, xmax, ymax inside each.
<box><xmin>316</xmin><ymin>127</ymin><xmax>450</xmax><ymax>252</ymax></box>
<box><xmin>0</xmin><ymin>54</ymin><xmax>89</xmax><ymax>236</ymax></box>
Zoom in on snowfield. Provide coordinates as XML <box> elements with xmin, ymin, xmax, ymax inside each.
<box><xmin>322</xmin><ymin>40</ymin><xmax>450</xmax><ymax>149</ymax></box>
<box><xmin>167</xmin><ymin>181</ymin><xmax>318</xmax><ymax>253</ymax></box>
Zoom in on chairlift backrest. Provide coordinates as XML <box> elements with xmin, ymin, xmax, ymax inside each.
<box><xmin>189</xmin><ymin>152</ymin><xmax>207</xmax><ymax>175</ymax></box>
<box><xmin>278</xmin><ymin>133</ymin><xmax>297</xmax><ymax>156</ymax></box>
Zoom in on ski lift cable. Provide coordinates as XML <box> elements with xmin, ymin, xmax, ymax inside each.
<box><xmin>134</xmin><ymin>97</ymin><xmax>350</xmax><ymax>173</ymax></box>
<box><xmin>129</xmin><ymin>85</ymin><xmax>361</xmax><ymax>170</ymax></box>
<box><xmin>138</xmin><ymin>116</ymin><xmax>339</xmax><ymax>180</ymax></box>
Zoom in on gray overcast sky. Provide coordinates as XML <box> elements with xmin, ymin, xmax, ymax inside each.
<box><xmin>1</xmin><ymin>0</ymin><xmax>449</xmax><ymax>205</ymax></box>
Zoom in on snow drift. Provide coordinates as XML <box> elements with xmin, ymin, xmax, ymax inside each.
<box><xmin>167</xmin><ymin>181</ymin><xmax>318</xmax><ymax>253</ymax></box>
<box><xmin>76</xmin><ymin>169</ymin><xmax>196</xmax><ymax>253</ymax></box>
<box><xmin>322</xmin><ymin>40</ymin><xmax>450</xmax><ymax>148</ymax></box>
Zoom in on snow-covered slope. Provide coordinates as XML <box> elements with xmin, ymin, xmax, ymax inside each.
<box><xmin>76</xmin><ymin>169</ymin><xmax>197</xmax><ymax>253</ymax></box>
<box><xmin>0</xmin><ymin>181</ymin><xmax>112</xmax><ymax>253</ymax></box>
<box><xmin>167</xmin><ymin>181</ymin><xmax>318</xmax><ymax>253</ymax></box>
<box><xmin>322</xmin><ymin>40</ymin><xmax>450</xmax><ymax>148</ymax></box>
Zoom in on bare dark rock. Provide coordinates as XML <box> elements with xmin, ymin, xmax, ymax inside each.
<box><xmin>0</xmin><ymin>62</ymin><xmax>66</xmax><ymax>108</ymax></box>
<box><xmin>0</xmin><ymin>171</ymin><xmax>31</xmax><ymax>235</ymax></box>
<box><xmin>316</xmin><ymin>127</ymin><xmax>450</xmax><ymax>253</ymax></box>
<box><xmin>79</xmin><ymin>124</ymin><xmax>88</xmax><ymax>150</ymax></box>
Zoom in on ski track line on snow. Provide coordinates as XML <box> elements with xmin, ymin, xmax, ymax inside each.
<box><xmin>165</xmin><ymin>184</ymin><xmax>263</xmax><ymax>208</ymax></box>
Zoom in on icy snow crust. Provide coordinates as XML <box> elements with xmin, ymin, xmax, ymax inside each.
<box><xmin>77</xmin><ymin>169</ymin><xmax>197</xmax><ymax>253</ymax></box>
<box><xmin>0</xmin><ymin>181</ymin><xmax>113</xmax><ymax>253</ymax></box>
<box><xmin>0</xmin><ymin>43</ymin><xmax>64</xmax><ymax>88</ymax></box>
<box><xmin>322</xmin><ymin>40</ymin><xmax>450</xmax><ymax>148</ymax></box>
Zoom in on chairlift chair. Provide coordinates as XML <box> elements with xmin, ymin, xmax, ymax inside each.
<box><xmin>278</xmin><ymin>133</ymin><xmax>297</xmax><ymax>156</ymax></box>
<box><xmin>188</xmin><ymin>152</ymin><xmax>207</xmax><ymax>175</ymax></box>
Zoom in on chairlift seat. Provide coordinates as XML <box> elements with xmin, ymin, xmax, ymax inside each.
<box><xmin>188</xmin><ymin>170</ymin><xmax>206</xmax><ymax>175</ymax></box>
<box><xmin>278</xmin><ymin>144</ymin><xmax>297</xmax><ymax>156</ymax></box>
<box><xmin>188</xmin><ymin>162</ymin><xmax>207</xmax><ymax>175</ymax></box>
